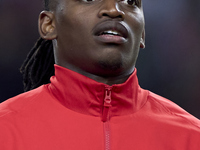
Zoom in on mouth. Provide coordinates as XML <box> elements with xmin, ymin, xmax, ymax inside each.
<box><xmin>98</xmin><ymin>30</ymin><xmax>122</xmax><ymax>36</ymax></box>
<box><xmin>93</xmin><ymin>21</ymin><xmax>128</xmax><ymax>44</ymax></box>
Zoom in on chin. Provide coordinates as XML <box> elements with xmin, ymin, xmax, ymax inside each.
<box><xmin>100</xmin><ymin>60</ymin><xmax>122</xmax><ymax>70</ymax></box>
<box><xmin>95</xmin><ymin>59</ymin><xmax>124</xmax><ymax>76</ymax></box>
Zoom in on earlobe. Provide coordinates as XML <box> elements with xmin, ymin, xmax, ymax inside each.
<box><xmin>38</xmin><ymin>11</ymin><xmax>57</xmax><ymax>40</ymax></box>
<box><xmin>140</xmin><ymin>39</ymin><xmax>145</xmax><ymax>49</ymax></box>
<box><xmin>140</xmin><ymin>30</ymin><xmax>145</xmax><ymax>49</ymax></box>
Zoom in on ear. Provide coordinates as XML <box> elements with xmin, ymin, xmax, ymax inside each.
<box><xmin>38</xmin><ymin>11</ymin><xmax>57</xmax><ymax>40</ymax></box>
<box><xmin>140</xmin><ymin>30</ymin><xmax>145</xmax><ymax>49</ymax></box>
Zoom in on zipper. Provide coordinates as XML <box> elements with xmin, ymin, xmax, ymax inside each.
<box><xmin>104</xmin><ymin>122</ymin><xmax>110</xmax><ymax>150</ymax></box>
<box><xmin>102</xmin><ymin>86</ymin><xmax>112</xmax><ymax>122</ymax></box>
<box><xmin>102</xmin><ymin>86</ymin><xmax>112</xmax><ymax>150</ymax></box>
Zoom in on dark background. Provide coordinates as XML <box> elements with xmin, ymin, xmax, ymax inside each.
<box><xmin>0</xmin><ymin>0</ymin><xmax>200</xmax><ymax>119</ymax></box>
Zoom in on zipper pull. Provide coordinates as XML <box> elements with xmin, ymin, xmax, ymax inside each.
<box><xmin>102</xmin><ymin>86</ymin><xmax>112</xmax><ymax>122</ymax></box>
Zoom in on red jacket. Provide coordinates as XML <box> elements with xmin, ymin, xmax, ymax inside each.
<box><xmin>0</xmin><ymin>65</ymin><xmax>200</xmax><ymax>150</ymax></box>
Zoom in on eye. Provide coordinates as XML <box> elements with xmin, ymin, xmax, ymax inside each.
<box><xmin>81</xmin><ymin>0</ymin><xmax>96</xmax><ymax>3</ymax></box>
<box><xmin>127</xmin><ymin>0</ymin><xmax>136</xmax><ymax>5</ymax></box>
<box><xmin>121</xmin><ymin>0</ymin><xmax>138</xmax><ymax>6</ymax></box>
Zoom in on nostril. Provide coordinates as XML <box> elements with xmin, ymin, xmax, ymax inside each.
<box><xmin>102</xmin><ymin>13</ymin><xmax>123</xmax><ymax>19</ymax></box>
<box><xmin>99</xmin><ymin>8</ymin><xmax>125</xmax><ymax>19</ymax></box>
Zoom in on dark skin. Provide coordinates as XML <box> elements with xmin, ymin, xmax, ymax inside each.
<box><xmin>39</xmin><ymin>0</ymin><xmax>145</xmax><ymax>85</ymax></box>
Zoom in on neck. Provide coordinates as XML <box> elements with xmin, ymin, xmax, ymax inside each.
<box><xmin>84</xmin><ymin>70</ymin><xmax>135</xmax><ymax>86</ymax></box>
<box><xmin>56</xmin><ymin>62</ymin><xmax>135</xmax><ymax>86</ymax></box>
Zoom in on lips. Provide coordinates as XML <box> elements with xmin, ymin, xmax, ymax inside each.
<box><xmin>93</xmin><ymin>21</ymin><xmax>128</xmax><ymax>44</ymax></box>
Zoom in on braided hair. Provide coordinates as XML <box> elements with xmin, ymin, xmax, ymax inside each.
<box><xmin>20</xmin><ymin>38</ymin><xmax>55</xmax><ymax>92</ymax></box>
<box><xmin>20</xmin><ymin>0</ymin><xmax>56</xmax><ymax>92</ymax></box>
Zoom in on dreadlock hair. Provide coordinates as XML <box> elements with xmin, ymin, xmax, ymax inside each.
<box><xmin>20</xmin><ymin>0</ymin><xmax>55</xmax><ymax>92</ymax></box>
<box><xmin>20</xmin><ymin>38</ymin><xmax>55</xmax><ymax>92</ymax></box>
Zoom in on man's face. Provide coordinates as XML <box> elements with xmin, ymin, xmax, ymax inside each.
<box><xmin>53</xmin><ymin>0</ymin><xmax>145</xmax><ymax>77</ymax></box>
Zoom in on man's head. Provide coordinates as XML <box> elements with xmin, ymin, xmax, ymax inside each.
<box><xmin>39</xmin><ymin>0</ymin><xmax>145</xmax><ymax>83</ymax></box>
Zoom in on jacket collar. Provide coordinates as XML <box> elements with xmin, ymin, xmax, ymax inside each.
<box><xmin>49</xmin><ymin>65</ymin><xmax>148</xmax><ymax>121</ymax></box>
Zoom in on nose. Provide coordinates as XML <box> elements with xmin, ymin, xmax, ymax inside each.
<box><xmin>98</xmin><ymin>0</ymin><xmax>125</xmax><ymax>19</ymax></box>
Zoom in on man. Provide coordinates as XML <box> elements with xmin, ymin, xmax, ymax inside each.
<box><xmin>0</xmin><ymin>0</ymin><xmax>200</xmax><ymax>149</ymax></box>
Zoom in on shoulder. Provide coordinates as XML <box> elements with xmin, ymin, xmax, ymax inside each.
<box><xmin>146</xmin><ymin>91</ymin><xmax>200</xmax><ymax>129</ymax></box>
<box><xmin>0</xmin><ymin>85</ymin><xmax>50</xmax><ymax>119</ymax></box>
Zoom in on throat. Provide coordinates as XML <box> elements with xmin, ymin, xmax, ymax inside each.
<box><xmin>88</xmin><ymin>71</ymin><xmax>133</xmax><ymax>86</ymax></box>
<box><xmin>57</xmin><ymin>61</ymin><xmax>135</xmax><ymax>86</ymax></box>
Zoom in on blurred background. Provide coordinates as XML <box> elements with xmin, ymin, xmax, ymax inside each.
<box><xmin>0</xmin><ymin>0</ymin><xmax>199</xmax><ymax>119</ymax></box>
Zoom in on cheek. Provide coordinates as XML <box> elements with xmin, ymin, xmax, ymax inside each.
<box><xmin>57</xmin><ymin>14</ymin><xmax>93</xmax><ymax>42</ymax></box>
<box><xmin>127</xmin><ymin>11</ymin><xmax>145</xmax><ymax>36</ymax></box>
<box><xmin>56</xmin><ymin>4</ymin><xmax>93</xmax><ymax>31</ymax></box>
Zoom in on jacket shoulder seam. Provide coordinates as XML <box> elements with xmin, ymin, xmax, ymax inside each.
<box><xmin>148</xmin><ymin>92</ymin><xmax>200</xmax><ymax>129</ymax></box>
